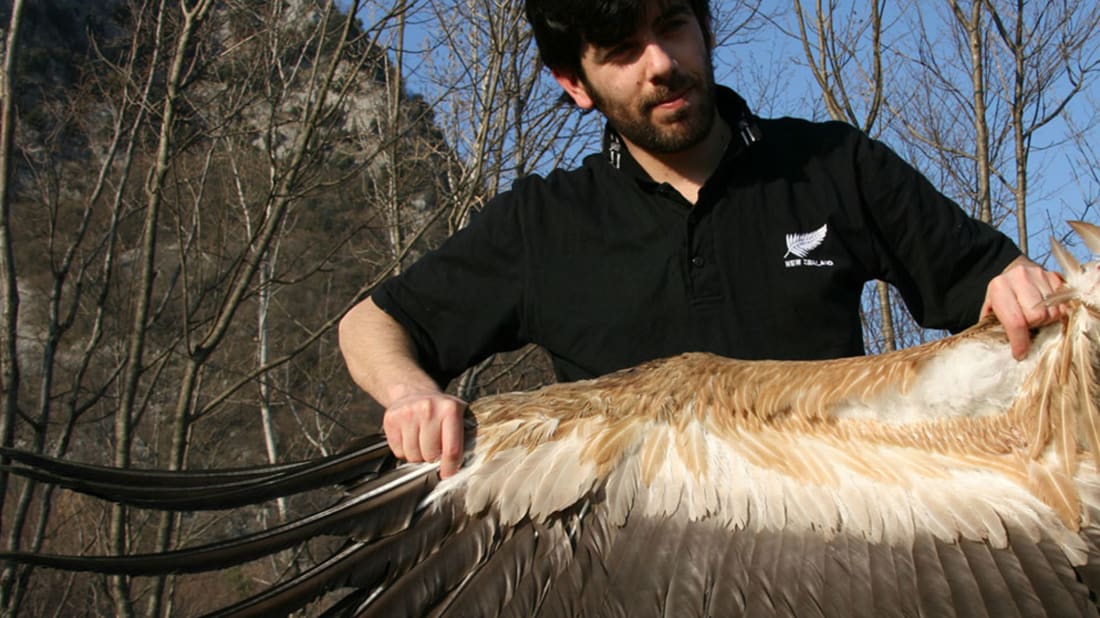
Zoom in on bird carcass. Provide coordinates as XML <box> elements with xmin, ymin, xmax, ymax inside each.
<box><xmin>3</xmin><ymin>221</ymin><xmax>1100</xmax><ymax>617</ymax></box>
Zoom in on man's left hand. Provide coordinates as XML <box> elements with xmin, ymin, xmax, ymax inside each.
<box><xmin>981</xmin><ymin>255</ymin><xmax>1066</xmax><ymax>360</ymax></box>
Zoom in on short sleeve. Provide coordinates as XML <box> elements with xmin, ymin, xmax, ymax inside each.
<box><xmin>371</xmin><ymin>194</ymin><xmax>527</xmax><ymax>385</ymax></box>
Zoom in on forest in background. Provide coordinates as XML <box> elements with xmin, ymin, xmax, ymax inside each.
<box><xmin>0</xmin><ymin>0</ymin><xmax>1097</xmax><ymax>615</ymax></box>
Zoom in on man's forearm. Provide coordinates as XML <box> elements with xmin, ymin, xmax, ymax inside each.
<box><xmin>338</xmin><ymin>297</ymin><xmax>441</xmax><ymax>406</ymax></box>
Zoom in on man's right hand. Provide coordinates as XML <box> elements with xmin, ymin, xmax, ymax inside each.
<box><xmin>382</xmin><ymin>391</ymin><xmax>468</xmax><ymax>479</ymax></box>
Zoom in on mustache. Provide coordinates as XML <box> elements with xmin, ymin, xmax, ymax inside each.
<box><xmin>642</xmin><ymin>71</ymin><xmax>698</xmax><ymax>109</ymax></box>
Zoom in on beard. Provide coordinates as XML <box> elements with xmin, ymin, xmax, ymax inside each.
<box><xmin>585</xmin><ymin>56</ymin><xmax>718</xmax><ymax>154</ymax></box>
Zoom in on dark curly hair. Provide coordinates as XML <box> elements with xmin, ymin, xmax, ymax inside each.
<box><xmin>524</xmin><ymin>0</ymin><xmax>713</xmax><ymax>76</ymax></box>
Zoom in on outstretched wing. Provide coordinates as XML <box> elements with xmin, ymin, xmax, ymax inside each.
<box><xmin>3</xmin><ymin>431</ymin><xmax>1100</xmax><ymax>617</ymax></box>
<box><xmin>4</xmin><ymin>343</ymin><xmax>1100</xmax><ymax>617</ymax></box>
<box><xmin>3</xmin><ymin>221</ymin><xmax>1100</xmax><ymax>617</ymax></box>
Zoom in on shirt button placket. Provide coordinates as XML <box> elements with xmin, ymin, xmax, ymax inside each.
<box><xmin>685</xmin><ymin>201</ymin><xmax>722</xmax><ymax>303</ymax></box>
<box><xmin>685</xmin><ymin>213</ymin><xmax>702</xmax><ymax>296</ymax></box>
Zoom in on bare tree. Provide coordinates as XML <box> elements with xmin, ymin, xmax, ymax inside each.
<box><xmin>0</xmin><ymin>0</ymin><xmax>172</xmax><ymax>610</ymax></box>
<box><xmin>1065</xmin><ymin>109</ymin><xmax>1100</xmax><ymax>234</ymax></box>
<box><xmin>0</xmin><ymin>0</ymin><xmax>464</xmax><ymax>614</ymax></box>
<box><xmin>108</xmin><ymin>2</ymin><xmax>219</xmax><ymax>614</ymax></box>
<box><xmin>0</xmin><ymin>0</ymin><xmax>26</xmax><ymax>522</ymax></box>
<box><xmin>793</xmin><ymin>0</ymin><xmax>887</xmax><ymax>132</ymax></box>
<box><xmin>894</xmin><ymin>0</ymin><xmax>1099</xmax><ymax>252</ymax></box>
<box><xmin>980</xmin><ymin>0</ymin><xmax>1100</xmax><ymax>254</ymax></box>
<box><xmin>790</xmin><ymin>0</ymin><xmax>907</xmax><ymax>352</ymax></box>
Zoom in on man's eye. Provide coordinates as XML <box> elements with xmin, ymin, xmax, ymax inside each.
<box><xmin>605</xmin><ymin>43</ymin><xmax>638</xmax><ymax>62</ymax></box>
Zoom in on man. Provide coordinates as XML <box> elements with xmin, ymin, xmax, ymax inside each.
<box><xmin>339</xmin><ymin>0</ymin><xmax>1063</xmax><ymax>479</ymax></box>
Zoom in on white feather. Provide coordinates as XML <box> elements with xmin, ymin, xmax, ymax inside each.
<box><xmin>528</xmin><ymin>438</ymin><xmax>600</xmax><ymax>521</ymax></box>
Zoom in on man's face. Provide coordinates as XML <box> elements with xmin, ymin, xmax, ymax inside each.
<box><xmin>559</xmin><ymin>1</ymin><xmax>717</xmax><ymax>154</ymax></box>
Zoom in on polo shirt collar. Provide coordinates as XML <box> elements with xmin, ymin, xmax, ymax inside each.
<box><xmin>601</xmin><ymin>85</ymin><xmax>763</xmax><ymax>181</ymax></box>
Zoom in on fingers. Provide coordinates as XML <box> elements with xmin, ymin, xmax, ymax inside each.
<box><xmin>382</xmin><ymin>392</ymin><xmax>468</xmax><ymax>478</ymax></box>
<box><xmin>440</xmin><ymin>413</ymin><xmax>465</xmax><ymax>478</ymax></box>
<box><xmin>981</xmin><ymin>258</ymin><xmax>1066</xmax><ymax>360</ymax></box>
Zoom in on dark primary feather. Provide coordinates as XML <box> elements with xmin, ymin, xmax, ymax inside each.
<box><xmin>428</xmin><ymin>519</ymin><xmax>538</xmax><ymax>616</ymax></box>
<box><xmin>0</xmin><ymin>438</ymin><xmax>390</xmax><ymax>510</ymax></box>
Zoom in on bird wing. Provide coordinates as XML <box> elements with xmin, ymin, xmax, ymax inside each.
<box><xmin>5</xmin><ymin>328</ymin><xmax>1100</xmax><ymax>617</ymax></box>
<box><xmin>3</xmin><ymin>222</ymin><xmax>1100</xmax><ymax>617</ymax></box>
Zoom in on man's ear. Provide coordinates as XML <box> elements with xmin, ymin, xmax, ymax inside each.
<box><xmin>552</xmin><ymin>69</ymin><xmax>595</xmax><ymax>110</ymax></box>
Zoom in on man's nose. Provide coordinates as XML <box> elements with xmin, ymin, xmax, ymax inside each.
<box><xmin>642</xmin><ymin>41</ymin><xmax>677</xmax><ymax>80</ymax></box>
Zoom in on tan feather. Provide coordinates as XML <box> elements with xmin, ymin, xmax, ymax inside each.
<box><xmin>1057</xmin><ymin>334</ymin><xmax>1080</xmax><ymax>479</ymax></box>
<box><xmin>526</xmin><ymin>440</ymin><xmax>601</xmax><ymax>521</ymax></box>
<box><xmin>1078</xmin><ymin>330</ymin><xmax>1100</xmax><ymax>470</ymax></box>
<box><xmin>1069</xmin><ymin>220</ymin><xmax>1100</xmax><ymax>255</ymax></box>
<box><xmin>1026</xmin><ymin>350</ymin><xmax>1059</xmax><ymax>461</ymax></box>
<box><xmin>1051</xmin><ymin>235</ymin><xmax>1083</xmax><ymax>276</ymax></box>
<box><xmin>673</xmin><ymin>418</ymin><xmax>708</xmax><ymax>481</ymax></box>
<box><xmin>1027</xmin><ymin>459</ymin><xmax>1081</xmax><ymax>528</ymax></box>
<box><xmin>602</xmin><ymin>448</ymin><xmax>640</xmax><ymax>526</ymax></box>
<box><xmin>638</xmin><ymin>425</ymin><xmax>669</xmax><ymax>486</ymax></box>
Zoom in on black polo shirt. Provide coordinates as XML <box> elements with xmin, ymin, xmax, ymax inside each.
<box><xmin>372</xmin><ymin>87</ymin><xmax>1020</xmax><ymax>385</ymax></box>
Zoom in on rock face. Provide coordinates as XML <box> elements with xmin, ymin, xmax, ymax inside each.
<box><xmin>3</xmin><ymin>1</ymin><xmax>118</xmax><ymax>92</ymax></box>
<box><xmin>6</xmin><ymin>0</ymin><xmax>452</xmax><ymax>245</ymax></box>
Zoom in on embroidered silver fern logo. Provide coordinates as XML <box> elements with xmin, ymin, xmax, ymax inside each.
<box><xmin>784</xmin><ymin>224</ymin><xmax>828</xmax><ymax>258</ymax></box>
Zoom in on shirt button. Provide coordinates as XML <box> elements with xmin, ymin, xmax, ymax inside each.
<box><xmin>691</xmin><ymin>256</ymin><xmax>705</xmax><ymax>267</ymax></box>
